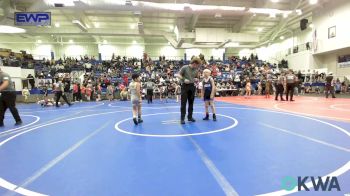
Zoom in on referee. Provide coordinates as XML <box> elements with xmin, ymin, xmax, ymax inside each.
<box><xmin>0</xmin><ymin>68</ymin><xmax>22</xmax><ymax>127</ymax></box>
<box><xmin>145</xmin><ymin>79</ymin><xmax>155</xmax><ymax>104</ymax></box>
<box><xmin>177</xmin><ymin>57</ymin><xmax>201</xmax><ymax>124</ymax></box>
<box><xmin>275</xmin><ymin>72</ymin><xmax>285</xmax><ymax>101</ymax></box>
<box><xmin>325</xmin><ymin>72</ymin><xmax>336</xmax><ymax>98</ymax></box>
<box><xmin>285</xmin><ymin>69</ymin><xmax>297</xmax><ymax>101</ymax></box>
<box><xmin>55</xmin><ymin>78</ymin><xmax>72</xmax><ymax>107</ymax></box>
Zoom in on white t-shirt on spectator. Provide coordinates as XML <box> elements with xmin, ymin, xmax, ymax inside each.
<box><xmin>198</xmin><ymin>82</ymin><xmax>203</xmax><ymax>90</ymax></box>
<box><xmin>235</xmin><ymin>75</ymin><xmax>241</xmax><ymax>82</ymax></box>
<box><xmin>85</xmin><ymin>63</ymin><xmax>92</xmax><ymax>69</ymax></box>
<box><xmin>159</xmin><ymin>77</ymin><xmax>165</xmax><ymax>83</ymax></box>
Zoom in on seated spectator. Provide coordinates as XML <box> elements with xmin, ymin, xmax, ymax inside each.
<box><xmin>305</xmin><ymin>85</ymin><xmax>311</xmax><ymax>93</ymax></box>
<box><xmin>107</xmin><ymin>84</ymin><xmax>114</xmax><ymax>101</ymax></box>
<box><xmin>22</xmin><ymin>87</ymin><xmax>30</xmax><ymax>103</ymax></box>
<box><xmin>257</xmin><ymin>82</ymin><xmax>262</xmax><ymax>95</ymax></box>
<box><xmin>335</xmin><ymin>78</ymin><xmax>341</xmax><ymax>94</ymax></box>
<box><xmin>120</xmin><ymin>88</ymin><xmax>128</xmax><ymax>101</ymax></box>
<box><xmin>341</xmin><ymin>81</ymin><xmax>347</xmax><ymax>93</ymax></box>
<box><xmin>27</xmin><ymin>74</ymin><xmax>35</xmax><ymax>89</ymax></box>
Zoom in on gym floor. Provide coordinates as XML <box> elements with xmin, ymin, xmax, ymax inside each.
<box><xmin>0</xmin><ymin>96</ymin><xmax>349</xmax><ymax>196</ymax></box>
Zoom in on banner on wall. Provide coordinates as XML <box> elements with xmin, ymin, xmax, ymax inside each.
<box><xmin>15</xmin><ymin>12</ymin><xmax>51</xmax><ymax>26</ymax></box>
<box><xmin>338</xmin><ymin>62</ymin><xmax>350</xmax><ymax>68</ymax></box>
<box><xmin>36</xmin><ymin>79</ymin><xmax>52</xmax><ymax>88</ymax></box>
<box><xmin>338</xmin><ymin>54</ymin><xmax>350</xmax><ymax>63</ymax></box>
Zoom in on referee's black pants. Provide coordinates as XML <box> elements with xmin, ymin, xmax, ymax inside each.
<box><xmin>286</xmin><ymin>83</ymin><xmax>295</xmax><ymax>101</ymax></box>
<box><xmin>275</xmin><ymin>84</ymin><xmax>284</xmax><ymax>100</ymax></box>
<box><xmin>56</xmin><ymin>91</ymin><xmax>71</xmax><ymax>107</ymax></box>
<box><xmin>147</xmin><ymin>89</ymin><xmax>153</xmax><ymax>104</ymax></box>
<box><xmin>0</xmin><ymin>91</ymin><xmax>21</xmax><ymax>124</ymax></box>
<box><xmin>180</xmin><ymin>83</ymin><xmax>195</xmax><ymax>120</ymax></box>
<box><xmin>325</xmin><ymin>84</ymin><xmax>336</xmax><ymax>98</ymax></box>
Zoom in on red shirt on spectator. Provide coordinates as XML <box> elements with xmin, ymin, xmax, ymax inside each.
<box><xmin>212</xmin><ymin>65</ymin><xmax>218</xmax><ymax>77</ymax></box>
<box><xmin>123</xmin><ymin>75</ymin><xmax>128</xmax><ymax>86</ymax></box>
<box><xmin>81</xmin><ymin>86</ymin><xmax>86</xmax><ymax>95</ymax></box>
<box><xmin>73</xmin><ymin>84</ymin><xmax>78</xmax><ymax>93</ymax></box>
<box><xmin>119</xmin><ymin>84</ymin><xmax>125</xmax><ymax>90</ymax></box>
<box><xmin>86</xmin><ymin>87</ymin><xmax>92</xmax><ymax>96</ymax></box>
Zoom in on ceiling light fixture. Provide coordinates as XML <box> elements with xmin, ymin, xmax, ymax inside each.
<box><xmin>225</xmin><ymin>42</ymin><xmax>240</xmax><ymax>48</ymax></box>
<box><xmin>0</xmin><ymin>25</ymin><xmax>26</xmax><ymax>33</ymax></box>
<box><xmin>54</xmin><ymin>22</ymin><xmax>60</xmax><ymax>27</ymax></box>
<box><xmin>296</xmin><ymin>9</ymin><xmax>302</xmax><ymax>15</ymax></box>
<box><xmin>133</xmin><ymin>11</ymin><xmax>142</xmax><ymax>15</ymax></box>
<box><xmin>45</xmin><ymin>0</ymin><xmax>77</xmax><ymax>6</ymax></box>
<box><xmin>72</xmin><ymin>20</ymin><xmax>88</xmax><ymax>32</ymax></box>
<box><xmin>309</xmin><ymin>0</ymin><xmax>318</xmax><ymax>5</ymax></box>
<box><xmin>125</xmin><ymin>0</ymin><xmax>132</xmax><ymax>6</ymax></box>
<box><xmin>214</xmin><ymin>13</ymin><xmax>222</xmax><ymax>18</ymax></box>
<box><xmin>249</xmin><ymin>8</ymin><xmax>292</xmax><ymax>15</ymax></box>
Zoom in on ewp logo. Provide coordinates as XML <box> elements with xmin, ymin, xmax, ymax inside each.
<box><xmin>15</xmin><ymin>12</ymin><xmax>51</xmax><ymax>26</ymax></box>
<box><xmin>281</xmin><ymin>176</ymin><xmax>341</xmax><ymax>192</ymax></box>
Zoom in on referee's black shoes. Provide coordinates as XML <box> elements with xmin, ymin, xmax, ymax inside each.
<box><xmin>188</xmin><ymin>118</ymin><xmax>196</xmax><ymax>122</ymax></box>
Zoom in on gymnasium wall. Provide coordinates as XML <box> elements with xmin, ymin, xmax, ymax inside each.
<box><xmin>313</xmin><ymin>0</ymin><xmax>350</xmax><ymax>54</ymax></box>
<box><xmin>0</xmin><ymin>66</ymin><xmax>35</xmax><ymax>91</ymax></box>
<box><xmin>248</xmin><ymin>29</ymin><xmax>313</xmax><ymax>64</ymax></box>
<box><xmin>0</xmin><ymin>43</ymin><xmax>37</xmax><ymax>56</ymax></box>
<box><xmin>313</xmin><ymin>48</ymin><xmax>350</xmax><ymax>78</ymax></box>
<box><xmin>55</xmin><ymin>44</ymin><xmax>99</xmax><ymax>60</ymax></box>
<box><xmin>286</xmin><ymin>50</ymin><xmax>314</xmax><ymax>71</ymax></box>
<box><xmin>244</xmin><ymin>0</ymin><xmax>350</xmax><ymax>76</ymax></box>
<box><xmin>1</xmin><ymin>41</ymin><xmax>229</xmax><ymax>61</ymax></box>
<box><xmin>306</xmin><ymin>0</ymin><xmax>350</xmax><ymax>78</ymax></box>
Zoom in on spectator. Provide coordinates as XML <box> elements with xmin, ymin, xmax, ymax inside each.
<box><xmin>145</xmin><ymin>79</ymin><xmax>155</xmax><ymax>104</ymax></box>
<box><xmin>106</xmin><ymin>84</ymin><xmax>114</xmax><ymax>101</ymax></box>
<box><xmin>22</xmin><ymin>87</ymin><xmax>30</xmax><ymax>103</ymax></box>
<box><xmin>335</xmin><ymin>78</ymin><xmax>341</xmax><ymax>94</ymax></box>
<box><xmin>72</xmin><ymin>82</ymin><xmax>79</xmax><ymax>102</ymax></box>
<box><xmin>120</xmin><ymin>88</ymin><xmax>128</xmax><ymax>101</ymax></box>
<box><xmin>96</xmin><ymin>83</ymin><xmax>102</xmax><ymax>101</ymax></box>
<box><xmin>325</xmin><ymin>72</ymin><xmax>336</xmax><ymax>99</ymax></box>
<box><xmin>27</xmin><ymin>74</ymin><xmax>35</xmax><ymax>89</ymax></box>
